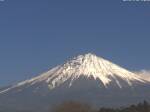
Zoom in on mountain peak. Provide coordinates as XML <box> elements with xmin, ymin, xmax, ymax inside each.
<box><xmin>65</xmin><ymin>53</ymin><xmax>110</xmax><ymax>69</ymax></box>
<box><xmin>76</xmin><ymin>53</ymin><xmax>101</xmax><ymax>60</ymax></box>
<box><xmin>0</xmin><ymin>53</ymin><xmax>147</xmax><ymax>94</ymax></box>
<box><xmin>63</xmin><ymin>53</ymin><xmax>109</xmax><ymax>77</ymax></box>
<box><xmin>66</xmin><ymin>53</ymin><xmax>102</xmax><ymax>67</ymax></box>
<box><xmin>80</xmin><ymin>53</ymin><xmax>97</xmax><ymax>58</ymax></box>
<box><xmin>48</xmin><ymin>53</ymin><xmax>146</xmax><ymax>89</ymax></box>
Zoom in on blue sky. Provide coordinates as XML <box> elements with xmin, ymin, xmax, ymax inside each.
<box><xmin>0</xmin><ymin>0</ymin><xmax>150</xmax><ymax>86</ymax></box>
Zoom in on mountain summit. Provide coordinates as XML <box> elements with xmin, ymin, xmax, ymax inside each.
<box><xmin>0</xmin><ymin>53</ymin><xmax>147</xmax><ymax>94</ymax></box>
<box><xmin>0</xmin><ymin>53</ymin><xmax>150</xmax><ymax>112</ymax></box>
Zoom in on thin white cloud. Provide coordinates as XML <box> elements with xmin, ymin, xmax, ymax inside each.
<box><xmin>136</xmin><ymin>70</ymin><xmax>150</xmax><ymax>81</ymax></box>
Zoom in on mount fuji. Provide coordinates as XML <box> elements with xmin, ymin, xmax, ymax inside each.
<box><xmin>0</xmin><ymin>53</ymin><xmax>150</xmax><ymax>112</ymax></box>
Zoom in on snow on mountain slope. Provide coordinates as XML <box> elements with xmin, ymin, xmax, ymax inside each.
<box><xmin>0</xmin><ymin>53</ymin><xmax>148</xmax><ymax>94</ymax></box>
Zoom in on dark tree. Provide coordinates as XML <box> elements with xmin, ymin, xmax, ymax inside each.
<box><xmin>52</xmin><ymin>101</ymin><xmax>94</xmax><ymax>112</ymax></box>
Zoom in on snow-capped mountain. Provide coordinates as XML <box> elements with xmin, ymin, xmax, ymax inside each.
<box><xmin>0</xmin><ymin>53</ymin><xmax>148</xmax><ymax>94</ymax></box>
<box><xmin>0</xmin><ymin>53</ymin><xmax>150</xmax><ymax>112</ymax></box>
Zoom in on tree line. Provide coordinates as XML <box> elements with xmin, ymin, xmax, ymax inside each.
<box><xmin>53</xmin><ymin>100</ymin><xmax>150</xmax><ymax>112</ymax></box>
